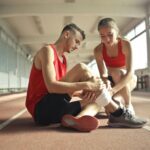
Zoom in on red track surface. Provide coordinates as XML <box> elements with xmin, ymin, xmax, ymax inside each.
<box><xmin>0</xmin><ymin>91</ymin><xmax>150</xmax><ymax>150</ymax></box>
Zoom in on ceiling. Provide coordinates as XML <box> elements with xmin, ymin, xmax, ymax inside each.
<box><xmin>0</xmin><ymin>0</ymin><xmax>150</xmax><ymax>69</ymax></box>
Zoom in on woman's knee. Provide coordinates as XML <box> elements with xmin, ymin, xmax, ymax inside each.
<box><xmin>110</xmin><ymin>71</ymin><xmax>122</xmax><ymax>83</ymax></box>
<box><xmin>130</xmin><ymin>74</ymin><xmax>137</xmax><ymax>89</ymax></box>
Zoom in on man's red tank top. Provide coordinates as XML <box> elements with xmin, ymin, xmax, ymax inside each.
<box><xmin>102</xmin><ymin>39</ymin><xmax>126</xmax><ymax>68</ymax></box>
<box><xmin>26</xmin><ymin>44</ymin><xmax>67</xmax><ymax>116</ymax></box>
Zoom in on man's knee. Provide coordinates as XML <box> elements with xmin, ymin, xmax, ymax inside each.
<box><xmin>76</xmin><ymin>63</ymin><xmax>93</xmax><ymax>80</ymax></box>
<box><xmin>77</xmin><ymin>63</ymin><xmax>89</xmax><ymax>71</ymax></box>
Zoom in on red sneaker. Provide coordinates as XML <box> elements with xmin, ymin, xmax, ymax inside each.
<box><xmin>61</xmin><ymin>114</ymin><xmax>100</xmax><ymax>132</ymax></box>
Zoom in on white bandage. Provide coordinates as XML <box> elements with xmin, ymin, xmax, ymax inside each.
<box><xmin>96</xmin><ymin>88</ymin><xmax>112</xmax><ymax>107</ymax></box>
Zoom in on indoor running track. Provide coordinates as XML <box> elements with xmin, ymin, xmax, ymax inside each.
<box><xmin>0</xmin><ymin>91</ymin><xmax>150</xmax><ymax>150</ymax></box>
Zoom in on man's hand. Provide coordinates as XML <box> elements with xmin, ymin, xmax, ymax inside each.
<box><xmin>86</xmin><ymin>76</ymin><xmax>105</xmax><ymax>91</ymax></box>
<box><xmin>80</xmin><ymin>90</ymin><xmax>97</xmax><ymax>103</ymax></box>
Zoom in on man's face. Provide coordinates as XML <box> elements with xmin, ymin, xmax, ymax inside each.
<box><xmin>65</xmin><ymin>30</ymin><xmax>83</xmax><ymax>53</ymax></box>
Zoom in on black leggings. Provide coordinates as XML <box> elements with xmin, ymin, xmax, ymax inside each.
<box><xmin>34</xmin><ymin>93</ymin><xmax>81</xmax><ymax>125</ymax></box>
<box><xmin>108</xmin><ymin>76</ymin><xmax>115</xmax><ymax>86</ymax></box>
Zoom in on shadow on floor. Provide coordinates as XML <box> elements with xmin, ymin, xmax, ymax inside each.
<box><xmin>0</xmin><ymin>114</ymin><xmax>111</xmax><ymax>134</ymax></box>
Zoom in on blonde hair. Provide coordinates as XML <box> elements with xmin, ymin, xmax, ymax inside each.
<box><xmin>98</xmin><ymin>18</ymin><xmax>120</xmax><ymax>37</ymax></box>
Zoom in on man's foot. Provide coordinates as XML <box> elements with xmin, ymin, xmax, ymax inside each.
<box><xmin>61</xmin><ymin>114</ymin><xmax>100</xmax><ymax>132</ymax></box>
<box><xmin>108</xmin><ymin>108</ymin><xmax>148</xmax><ymax>128</ymax></box>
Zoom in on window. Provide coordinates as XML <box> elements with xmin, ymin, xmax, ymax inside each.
<box><xmin>131</xmin><ymin>32</ymin><xmax>147</xmax><ymax>70</ymax></box>
<box><xmin>0</xmin><ymin>30</ymin><xmax>7</xmax><ymax>42</ymax></box>
<box><xmin>135</xmin><ymin>21</ymin><xmax>145</xmax><ymax>35</ymax></box>
<box><xmin>125</xmin><ymin>20</ymin><xmax>147</xmax><ymax>70</ymax></box>
<box><xmin>125</xmin><ymin>29</ymin><xmax>135</xmax><ymax>40</ymax></box>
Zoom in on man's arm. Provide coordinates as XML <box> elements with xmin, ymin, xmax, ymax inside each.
<box><xmin>39</xmin><ymin>46</ymin><xmax>99</xmax><ymax>94</ymax></box>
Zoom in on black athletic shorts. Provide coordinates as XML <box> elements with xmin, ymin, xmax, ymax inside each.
<box><xmin>34</xmin><ymin>93</ymin><xmax>81</xmax><ymax>125</ymax></box>
<box><xmin>108</xmin><ymin>76</ymin><xmax>115</xmax><ymax>86</ymax></box>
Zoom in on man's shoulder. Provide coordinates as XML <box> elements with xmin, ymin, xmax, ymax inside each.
<box><xmin>35</xmin><ymin>45</ymin><xmax>55</xmax><ymax>62</ymax></box>
<box><xmin>39</xmin><ymin>45</ymin><xmax>54</xmax><ymax>54</ymax></box>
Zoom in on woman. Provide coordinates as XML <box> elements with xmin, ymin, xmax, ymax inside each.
<box><xmin>94</xmin><ymin>18</ymin><xmax>137</xmax><ymax>115</ymax></box>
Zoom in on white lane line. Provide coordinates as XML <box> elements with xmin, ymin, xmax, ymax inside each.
<box><xmin>0</xmin><ymin>108</ymin><xmax>27</xmax><ymax>130</ymax></box>
<box><xmin>143</xmin><ymin>125</ymin><xmax>150</xmax><ymax>131</ymax></box>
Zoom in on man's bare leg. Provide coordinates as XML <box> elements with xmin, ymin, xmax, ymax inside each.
<box><xmin>61</xmin><ymin>63</ymin><xmax>147</xmax><ymax>130</ymax></box>
<box><xmin>61</xmin><ymin>63</ymin><xmax>102</xmax><ymax>131</ymax></box>
<box><xmin>61</xmin><ymin>63</ymin><xmax>94</xmax><ymax>83</ymax></box>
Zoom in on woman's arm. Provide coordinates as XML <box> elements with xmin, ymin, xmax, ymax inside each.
<box><xmin>94</xmin><ymin>45</ymin><xmax>111</xmax><ymax>89</ymax></box>
<box><xmin>94</xmin><ymin>44</ymin><xmax>108</xmax><ymax>79</ymax></box>
<box><xmin>111</xmin><ymin>40</ymin><xmax>134</xmax><ymax>94</ymax></box>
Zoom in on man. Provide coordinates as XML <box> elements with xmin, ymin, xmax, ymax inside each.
<box><xmin>26</xmin><ymin>23</ymin><xmax>147</xmax><ymax>132</ymax></box>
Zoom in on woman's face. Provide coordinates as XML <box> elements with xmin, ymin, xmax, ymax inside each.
<box><xmin>99</xmin><ymin>26</ymin><xmax>118</xmax><ymax>46</ymax></box>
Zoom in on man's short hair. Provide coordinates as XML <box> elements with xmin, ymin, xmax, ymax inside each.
<box><xmin>62</xmin><ymin>23</ymin><xmax>86</xmax><ymax>40</ymax></box>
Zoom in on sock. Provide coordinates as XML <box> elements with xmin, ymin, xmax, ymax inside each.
<box><xmin>111</xmin><ymin>108</ymin><xmax>123</xmax><ymax>117</ymax></box>
<box><xmin>95</xmin><ymin>88</ymin><xmax>112</xmax><ymax>107</ymax></box>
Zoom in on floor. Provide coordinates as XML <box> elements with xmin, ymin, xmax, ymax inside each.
<box><xmin>0</xmin><ymin>91</ymin><xmax>150</xmax><ymax>150</ymax></box>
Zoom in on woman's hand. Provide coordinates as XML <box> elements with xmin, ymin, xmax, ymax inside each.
<box><xmin>103</xmin><ymin>78</ymin><xmax>112</xmax><ymax>90</ymax></box>
<box><xmin>108</xmin><ymin>88</ymin><xmax>115</xmax><ymax>97</ymax></box>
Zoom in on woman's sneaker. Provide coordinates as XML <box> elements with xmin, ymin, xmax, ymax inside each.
<box><xmin>108</xmin><ymin>108</ymin><xmax>148</xmax><ymax>128</ymax></box>
<box><xmin>125</xmin><ymin>104</ymin><xmax>135</xmax><ymax>116</ymax></box>
<box><xmin>61</xmin><ymin>114</ymin><xmax>100</xmax><ymax>132</ymax></box>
